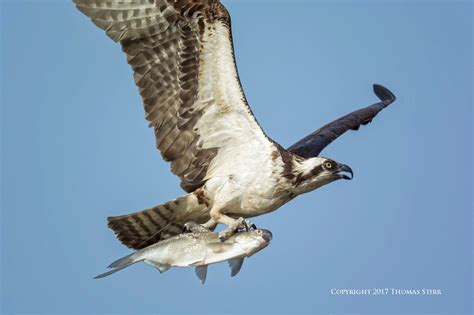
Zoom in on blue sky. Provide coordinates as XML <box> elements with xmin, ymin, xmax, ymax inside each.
<box><xmin>1</xmin><ymin>0</ymin><xmax>472</xmax><ymax>314</ymax></box>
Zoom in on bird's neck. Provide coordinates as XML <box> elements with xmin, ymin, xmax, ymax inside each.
<box><xmin>278</xmin><ymin>154</ymin><xmax>325</xmax><ymax>193</ymax></box>
<box><xmin>292</xmin><ymin>159</ymin><xmax>324</xmax><ymax>193</ymax></box>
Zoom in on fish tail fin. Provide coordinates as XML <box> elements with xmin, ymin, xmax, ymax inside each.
<box><xmin>94</xmin><ymin>265</ymin><xmax>130</xmax><ymax>279</ymax></box>
<box><xmin>107</xmin><ymin>252</ymin><xmax>136</xmax><ymax>269</ymax></box>
<box><xmin>95</xmin><ymin>253</ymin><xmax>141</xmax><ymax>279</ymax></box>
<box><xmin>107</xmin><ymin>193</ymin><xmax>207</xmax><ymax>250</ymax></box>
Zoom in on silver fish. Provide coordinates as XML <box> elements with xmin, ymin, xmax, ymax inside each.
<box><xmin>95</xmin><ymin>225</ymin><xmax>272</xmax><ymax>283</ymax></box>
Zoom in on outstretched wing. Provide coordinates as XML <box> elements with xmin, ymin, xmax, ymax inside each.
<box><xmin>288</xmin><ymin>84</ymin><xmax>396</xmax><ymax>158</ymax></box>
<box><xmin>74</xmin><ymin>0</ymin><xmax>270</xmax><ymax>192</ymax></box>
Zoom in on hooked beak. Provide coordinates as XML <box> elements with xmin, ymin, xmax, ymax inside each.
<box><xmin>336</xmin><ymin>164</ymin><xmax>354</xmax><ymax>180</ymax></box>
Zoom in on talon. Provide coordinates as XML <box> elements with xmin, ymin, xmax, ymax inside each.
<box><xmin>241</xmin><ymin>219</ymin><xmax>256</xmax><ymax>232</ymax></box>
<box><xmin>242</xmin><ymin>220</ymin><xmax>250</xmax><ymax>232</ymax></box>
<box><xmin>218</xmin><ymin>231</ymin><xmax>230</xmax><ymax>242</ymax></box>
<box><xmin>183</xmin><ymin>222</ymin><xmax>193</xmax><ymax>233</ymax></box>
<box><xmin>234</xmin><ymin>217</ymin><xmax>245</xmax><ymax>231</ymax></box>
<box><xmin>217</xmin><ymin>217</ymin><xmax>256</xmax><ymax>241</ymax></box>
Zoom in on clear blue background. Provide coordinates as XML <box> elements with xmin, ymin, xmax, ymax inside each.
<box><xmin>1</xmin><ymin>0</ymin><xmax>472</xmax><ymax>314</ymax></box>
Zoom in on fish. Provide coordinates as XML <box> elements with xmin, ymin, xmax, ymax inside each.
<box><xmin>95</xmin><ymin>223</ymin><xmax>272</xmax><ymax>283</ymax></box>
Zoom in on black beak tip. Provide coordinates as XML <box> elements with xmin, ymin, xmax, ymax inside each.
<box><xmin>339</xmin><ymin>164</ymin><xmax>354</xmax><ymax>180</ymax></box>
<box><xmin>342</xmin><ymin>174</ymin><xmax>352</xmax><ymax>180</ymax></box>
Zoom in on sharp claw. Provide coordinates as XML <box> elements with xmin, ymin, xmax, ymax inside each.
<box><xmin>218</xmin><ymin>231</ymin><xmax>230</xmax><ymax>242</ymax></box>
<box><xmin>241</xmin><ymin>219</ymin><xmax>256</xmax><ymax>232</ymax></box>
<box><xmin>243</xmin><ymin>220</ymin><xmax>250</xmax><ymax>232</ymax></box>
<box><xmin>183</xmin><ymin>222</ymin><xmax>192</xmax><ymax>233</ymax></box>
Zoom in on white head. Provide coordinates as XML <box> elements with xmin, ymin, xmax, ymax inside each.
<box><xmin>292</xmin><ymin>157</ymin><xmax>353</xmax><ymax>194</ymax></box>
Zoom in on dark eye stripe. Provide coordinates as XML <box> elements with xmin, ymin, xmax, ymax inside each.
<box><xmin>294</xmin><ymin>164</ymin><xmax>325</xmax><ymax>186</ymax></box>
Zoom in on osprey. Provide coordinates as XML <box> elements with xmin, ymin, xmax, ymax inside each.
<box><xmin>74</xmin><ymin>0</ymin><xmax>396</xmax><ymax>248</ymax></box>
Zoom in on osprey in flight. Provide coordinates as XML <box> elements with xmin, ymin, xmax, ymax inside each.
<box><xmin>74</xmin><ymin>0</ymin><xmax>396</xmax><ymax>249</ymax></box>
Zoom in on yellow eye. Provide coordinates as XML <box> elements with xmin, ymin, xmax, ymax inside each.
<box><xmin>256</xmin><ymin>230</ymin><xmax>262</xmax><ymax>235</ymax></box>
<box><xmin>325</xmin><ymin>162</ymin><xmax>333</xmax><ymax>169</ymax></box>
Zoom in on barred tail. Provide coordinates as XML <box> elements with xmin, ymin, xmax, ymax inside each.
<box><xmin>108</xmin><ymin>193</ymin><xmax>207</xmax><ymax>250</ymax></box>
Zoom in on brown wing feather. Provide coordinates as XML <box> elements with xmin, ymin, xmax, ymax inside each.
<box><xmin>288</xmin><ymin>84</ymin><xmax>396</xmax><ymax>158</ymax></box>
<box><xmin>74</xmin><ymin>0</ymin><xmax>268</xmax><ymax>193</ymax></box>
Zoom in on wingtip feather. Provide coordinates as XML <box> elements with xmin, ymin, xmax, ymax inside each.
<box><xmin>373</xmin><ymin>84</ymin><xmax>396</xmax><ymax>105</ymax></box>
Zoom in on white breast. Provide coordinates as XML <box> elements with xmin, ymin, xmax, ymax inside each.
<box><xmin>203</xmin><ymin>141</ymin><xmax>294</xmax><ymax>217</ymax></box>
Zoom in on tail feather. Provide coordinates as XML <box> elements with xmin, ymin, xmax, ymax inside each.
<box><xmin>108</xmin><ymin>193</ymin><xmax>207</xmax><ymax>250</ymax></box>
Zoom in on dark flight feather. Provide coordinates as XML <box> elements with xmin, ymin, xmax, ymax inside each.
<box><xmin>74</xmin><ymin>0</ymin><xmax>269</xmax><ymax>193</ymax></box>
<box><xmin>287</xmin><ymin>84</ymin><xmax>396</xmax><ymax>158</ymax></box>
